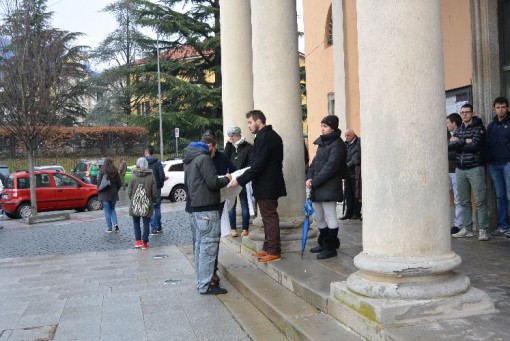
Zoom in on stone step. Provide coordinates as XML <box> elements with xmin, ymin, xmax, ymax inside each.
<box><xmin>217</xmin><ymin>243</ymin><xmax>362</xmax><ymax>340</ymax></box>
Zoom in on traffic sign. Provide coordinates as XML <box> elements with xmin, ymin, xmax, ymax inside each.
<box><xmin>175</xmin><ymin>128</ymin><xmax>179</xmax><ymax>138</ymax></box>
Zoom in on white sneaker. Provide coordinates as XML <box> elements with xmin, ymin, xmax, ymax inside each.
<box><xmin>452</xmin><ymin>228</ymin><xmax>474</xmax><ymax>238</ymax></box>
<box><xmin>478</xmin><ymin>229</ymin><xmax>489</xmax><ymax>241</ymax></box>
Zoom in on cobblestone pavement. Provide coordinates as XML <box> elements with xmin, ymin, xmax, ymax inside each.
<box><xmin>0</xmin><ymin>202</ymin><xmax>191</xmax><ymax>259</ymax></box>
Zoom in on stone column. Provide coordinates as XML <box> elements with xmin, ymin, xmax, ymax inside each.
<box><xmin>220</xmin><ymin>0</ymin><xmax>254</xmax><ymax>140</ymax></box>
<box><xmin>332</xmin><ymin>0</ymin><xmax>347</xmax><ymax>134</ymax></box>
<box><xmin>470</xmin><ymin>0</ymin><xmax>501</xmax><ymax>228</ymax></box>
<box><xmin>470</xmin><ymin>0</ymin><xmax>501</xmax><ymax>121</ymax></box>
<box><xmin>248</xmin><ymin>0</ymin><xmax>307</xmax><ymax>251</ymax></box>
<box><xmin>328</xmin><ymin>1</ymin><xmax>494</xmax><ymax>337</ymax></box>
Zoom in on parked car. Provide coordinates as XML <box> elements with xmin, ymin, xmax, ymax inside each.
<box><xmin>161</xmin><ymin>160</ymin><xmax>185</xmax><ymax>202</ymax></box>
<box><xmin>0</xmin><ymin>169</ymin><xmax>101</xmax><ymax>219</ymax></box>
<box><xmin>35</xmin><ymin>165</ymin><xmax>65</xmax><ymax>172</ymax></box>
<box><xmin>72</xmin><ymin>159</ymin><xmax>104</xmax><ymax>184</ymax></box>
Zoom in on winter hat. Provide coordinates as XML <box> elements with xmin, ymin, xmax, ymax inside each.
<box><xmin>136</xmin><ymin>157</ymin><xmax>148</xmax><ymax>170</ymax></box>
<box><xmin>321</xmin><ymin>115</ymin><xmax>339</xmax><ymax>131</ymax></box>
<box><xmin>189</xmin><ymin>141</ymin><xmax>210</xmax><ymax>153</ymax></box>
<box><xmin>227</xmin><ymin>126</ymin><xmax>242</xmax><ymax>136</ymax></box>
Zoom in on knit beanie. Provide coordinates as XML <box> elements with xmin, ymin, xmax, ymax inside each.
<box><xmin>321</xmin><ymin>115</ymin><xmax>339</xmax><ymax>131</ymax></box>
<box><xmin>136</xmin><ymin>157</ymin><xmax>148</xmax><ymax>170</ymax></box>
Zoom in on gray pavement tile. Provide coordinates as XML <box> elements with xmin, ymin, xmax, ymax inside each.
<box><xmin>7</xmin><ymin>325</ymin><xmax>57</xmax><ymax>341</ymax></box>
<box><xmin>0</xmin><ymin>329</ymin><xmax>13</xmax><ymax>341</ymax></box>
<box><xmin>16</xmin><ymin>312</ymin><xmax>62</xmax><ymax>329</ymax></box>
<box><xmin>65</xmin><ymin>295</ymin><xmax>104</xmax><ymax>308</ymax></box>
<box><xmin>53</xmin><ymin>320</ymin><xmax>101</xmax><ymax>341</ymax></box>
<box><xmin>0</xmin><ymin>313</ymin><xmax>23</xmax><ymax>330</ymax></box>
<box><xmin>23</xmin><ymin>300</ymin><xmax>66</xmax><ymax>315</ymax></box>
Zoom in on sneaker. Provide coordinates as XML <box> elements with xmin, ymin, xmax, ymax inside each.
<box><xmin>252</xmin><ymin>250</ymin><xmax>268</xmax><ymax>258</ymax></box>
<box><xmin>142</xmin><ymin>243</ymin><xmax>149</xmax><ymax>250</ymax></box>
<box><xmin>258</xmin><ymin>254</ymin><xmax>281</xmax><ymax>263</ymax></box>
<box><xmin>450</xmin><ymin>226</ymin><xmax>461</xmax><ymax>235</ymax></box>
<box><xmin>310</xmin><ymin>245</ymin><xmax>324</xmax><ymax>253</ymax></box>
<box><xmin>452</xmin><ymin>228</ymin><xmax>474</xmax><ymax>238</ymax></box>
<box><xmin>241</xmin><ymin>230</ymin><xmax>249</xmax><ymax>237</ymax></box>
<box><xmin>149</xmin><ymin>230</ymin><xmax>158</xmax><ymax>236</ymax></box>
<box><xmin>105</xmin><ymin>229</ymin><xmax>113</xmax><ymax>233</ymax></box>
<box><xmin>478</xmin><ymin>229</ymin><xmax>489</xmax><ymax>241</ymax></box>
<box><xmin>491</xmin><ymin>227</ymin><xmax>508</xmax><ymax>236</ymax></box>
<box><xmin>201</xmin><ymin>285</ymin><xmax>228</xmax><ymax>295</ymax></box>
<box><xmin>230</xmin><ymin>229</ymin><xmax>238</xmax><ymax>237</ymax></box>
<box><xmin>134</xmin><ymin>240</ymin><xmax>142</xmax><ymax>248</ymax></box>
<box><xmin>114</xmin><ymin>224</ymin><xmax>119</xmax><ymax>232</ymax></box>
<box><xmin>156</xmin><ymin>226</ymin><xmax>162</xmax><ymax>232</ymax></box>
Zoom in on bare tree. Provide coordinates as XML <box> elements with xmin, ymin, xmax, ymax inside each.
<box><xmin>0</xmin><ymin>0</ymin><xmax>88</xmax><ymax>217</ymax></box>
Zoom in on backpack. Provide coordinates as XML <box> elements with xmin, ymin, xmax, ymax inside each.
<box><xmin>131</xmin><ymin>183</ymin><xmax>151</xmax><ymax>216</ymax></box>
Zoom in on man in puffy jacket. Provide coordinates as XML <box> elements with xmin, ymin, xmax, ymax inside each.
<box><xmin>183</xmin><ymin>141</ymin><xmax>231</xmax><ymax>295</ymax></box>
<box><xmin>448</xmin><ymin>103</ymin><xmax>489</xmax><ymax>241</ymax></box>
<box><xmin>145</xmin><ymin>146</ymin><xmax>165</xmax><ymax>235</ymax></box>
<box><xmin>486</xmin><ymin>96</ymin><xmax>510</xmax><ymax>238</ymax></box>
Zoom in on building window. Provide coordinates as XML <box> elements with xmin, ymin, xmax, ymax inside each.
<box><xmin>328</xmin><ymin>92</ymin><xmax>335</xmax><ymax>116</ymax></box>
<box><xmin>325</xmin><ymin>5</ymin><xmax>333</xmax><ymax>47</ymax></box>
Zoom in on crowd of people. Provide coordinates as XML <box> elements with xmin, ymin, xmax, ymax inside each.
<box><xmin>448</xmin><ymin>96</ymin><xmax>510</xmax><ymax>241</ymax></box>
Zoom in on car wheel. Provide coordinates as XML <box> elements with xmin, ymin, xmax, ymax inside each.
<box><xmin>87</xmin><ymin>196</ymin><xmax>101</xmax><ymax>211</ymax></box>
<box><xmin>5</xmin><ymin>212</ymin><xmax>16</xmax><ymax>219</ymax></box>
<box><xmin>170</xmin><ymin>185</ymin><xmax>186</xmax><ymax>202</ymax></box>
<box><xmin>16</xmin><ymin>202</ymin><xmax>33</xmax><ymax>219</ymax></box>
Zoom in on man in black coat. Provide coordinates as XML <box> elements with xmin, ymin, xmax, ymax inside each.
<box><xmin>340</xmin><ymin>129</ymin><xmax>361</xmax><ymax>220</ymax></box>
<box><xmin>230</xmin><ymin>110</ymin><xmax>286</xmax><ymax>263</ymax></box>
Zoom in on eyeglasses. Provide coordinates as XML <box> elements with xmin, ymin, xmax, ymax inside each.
<box><xmin>460</xmin><ymin>111</ymin><xmax>472</xmax><ymax>115</ymax></box>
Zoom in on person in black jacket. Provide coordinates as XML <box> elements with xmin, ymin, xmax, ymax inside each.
<box><xmin>144</xmin><ymin>146</ymin><xmax>165</xmax><ymax>235</ymax></box>
<box><xmin>230</xmin><ymin>110</ymin><xmax>286</xmax><ymax>264</ymax></box>
<box><xmin>448</xmin><ymin>103</ymin><xmax>489</xmax><ymax>241</ymax></box>
<box><xmin>447</xmin><ymin>113</ymin><xmax>463</xmax><ymax>234</ymax></box>
<box><xmin>340</xmin><ymin>129</ymin><xmax>361</xmax><ymax>220</ymax></box>
<box><xmin>225</xmin><ymin>126</ymin><xmax>253</xmax><ymax>237</ymax></box>
<box><xmin>306</xmin><ymin>115</ymin><xmax>347</xmax><ymax>259</ymax></box>
<box><xmin>486</xmin><ymin>96</ymin><xmax>510</xmax><ymax>237</ymax></box>
<box><xmin>98</xmin><ymin>158</ymin><xmax>122</xmax><ymax>233</ymax></box>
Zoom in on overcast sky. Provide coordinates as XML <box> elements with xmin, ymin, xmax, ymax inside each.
<box><xmin>49</xmin><ymin>0</ymin><xmax>304</xmax><ymax>52</ymax></box>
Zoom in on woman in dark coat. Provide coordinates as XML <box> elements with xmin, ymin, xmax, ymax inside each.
<box><xmin>305</xmin><ymin>115</ymin><xmax>347</xmax><ymax>259</ymax></box>
<box><xmin>98</xmin><ymin>158</ymin><xmax>122</xmax><ymax>233</ymax></box>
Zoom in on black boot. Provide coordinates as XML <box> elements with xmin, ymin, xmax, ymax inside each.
<box><xmin>317</xmin><ymin>228</ymin><xmax>338</xmax><ymax>259</ymax></box>
<box><xmin>310</xmin><ymin>228</ymin><xmax>327</xmax><ymax>253</ymax></box>
<box><xmin>329</xmin><ymin>227</ymin><xmax>340</xmax><ymax>249</ymax></box>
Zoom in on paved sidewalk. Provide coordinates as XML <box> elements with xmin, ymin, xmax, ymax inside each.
<box><xmin>0</xmin><ymin>245</ymin><xmax>249</xmax><ymax>341</ymax></box>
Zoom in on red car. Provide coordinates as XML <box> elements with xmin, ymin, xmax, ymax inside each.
<box><xmin>1</xmin><ymin>169</ymin><xmax>101</xmax><ymax>219</ymax></box>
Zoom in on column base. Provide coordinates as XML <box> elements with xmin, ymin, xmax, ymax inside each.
<box><xmin>244</xmin><ymin>216</ymin><xmax>316</xmax><ymax>253</ymax></box>
<box><xmin>328</xmin><ymin>281</ymin><xmax>496</xmax><ymax>340</ymax></box>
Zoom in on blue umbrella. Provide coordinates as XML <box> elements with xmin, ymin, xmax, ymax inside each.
<box><xmin>301</xmin><ymin>198</ymin><xmax>314</xmax><ymax>259</ymax></box>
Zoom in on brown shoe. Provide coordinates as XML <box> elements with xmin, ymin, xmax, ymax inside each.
<box><xmin>231</xmin><ymin>229</ymin><xmax>238</xmax><ymax>237</ymax></box>
<box><xmin>252</xmin><ymin>250</ymin><xmax>268</xmax><ymax>258</ymax></box>
<box><xmin>258</xmin><ymin>254</ymin><xmax>281</xmax><ymax>263</ymax></box>
<box><xmin>241</xmin><ymin>230</ymin><xmax>249</xmax><ymax>237</ymax></box>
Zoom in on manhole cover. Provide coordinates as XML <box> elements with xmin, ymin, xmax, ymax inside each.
<box><xmin>153</xmin><ymin>254</ymin><xmax>169</xmax><ymax>259</ymax></box>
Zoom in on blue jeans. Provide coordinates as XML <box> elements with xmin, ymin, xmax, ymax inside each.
<box><xmin>133</xmin><ymin>216</ymin><xmax>151</xmax><ymax>244</ymax></box>
<box><xmin>228</xmin><ymin>192</ymin><xmax>250</xmax><ymax>230</ymax></box>
<box><xmin>488</xmin><ymin>163</ymin><xmax>510</xmax><ymax>231</ymax></box>
<box><xmin>102</xmin><ymin>200</ymin><xmax>118</xmax><ymax>230</ymax></box>
<box><xmin>150</xmin><ymin>188</ymin><xmax>162</xmax><ymax>231</ymax></box>
<box><xmin>191</xmin><ymin>210</ymin><xmax>220</xmax><ymax>293</ymax></box>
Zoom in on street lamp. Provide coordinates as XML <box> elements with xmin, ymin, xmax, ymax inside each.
<box><xmin>156</xmin><ymin>33</ymin><xmax>164</xmax><ymax>161</ymax></box>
